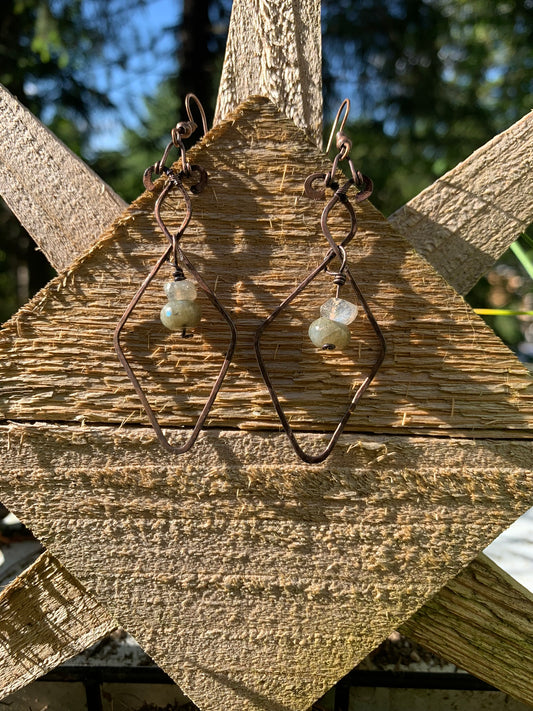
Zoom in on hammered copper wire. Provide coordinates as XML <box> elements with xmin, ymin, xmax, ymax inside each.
<box><xmin>254</xmin><ymin>172</ymin><xmax>386</xmax><ymax>465</ymax></box>
<box><xmin>114</xmin><ymin>99</ymin><xmax>237</xmax><ymax>454</ymax></box>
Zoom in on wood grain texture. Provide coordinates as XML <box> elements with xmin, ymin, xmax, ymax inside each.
<box><xmin>0</xmin><ymin>98</ymin><xmax>531</xmax><ymax>443</ymax></box>
<box><xmin>400</xmin><ymin>553</ymin><xmax>533</xmax><ymax>708</ymax></box>
<box><xmin>0</xmin><ymin>423</ymin><xmax>532</xmax><ymax>710</ymax></box>
<box><xmin>0</xmin><ymin>83</ymin><xmax>126</xmax><ymax>272</ymax></box>
<box><xmin>389</xmin><ymin>110</ymin><xmax>533</xmax><ymax>295</ymax></box>
<box><xmin>0</xmin><ymin>97</ymin><xmax>529</xmax><ymax>708</ymax></box>
<box><xmin>0</xmin><ymin>550</ymin><xmax>116</xmax><ymax>699</ymax></box>
<box><xmin>214</xmin><ymin>0</ymin><xmax>322</xmax><ymax>145</ymax></box>
<box><xmin>3</xmin><ymin>544</ymin><xmax>533</xmax><ymax>707</ymax></box>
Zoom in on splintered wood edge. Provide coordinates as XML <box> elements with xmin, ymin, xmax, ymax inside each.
<box><xmin>0</xmin><ymin>551</ymin><xmax>116</xmax><ymax>699</ymax></box>
<box><xmin>0</xmin><ymin>83</ymin><xmax>126</xmax><ymax>272</ymax></box>
<box><xmin>400</xmin><ymin>553</ymin><xmax>533</xmax><ymax>707</ymax></box>
<box><xmin>390</xmin><ymin>110</ymin><xmax>533</xmax><ymax>295</ymax></box>
<box><xmin>2</xmin><ymin>543</ymin><xmax>533</xmax><ymax>705</ymax></box>
<box><xmin>214</xmin><ymin>0</ymin><xmax>322</xmax><ymax>145</ymax></box>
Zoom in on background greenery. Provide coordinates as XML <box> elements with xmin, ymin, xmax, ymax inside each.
<box><xmin>1</xmin><ymin>0</ymin><xmax>532</xmax><ymax>360</ymax></box>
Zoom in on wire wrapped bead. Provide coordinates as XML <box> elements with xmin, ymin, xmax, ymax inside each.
<box><xmin>320</xmin><ymin>297</ymin><xmax>358</xmax><ymax>324</ymax></box>
<box><xmin>308</xmin><ymin>317</ymin><xmax>350</xmax><ymax>349</ymax></box>
<box><xmin>160</xmin><ymin>299</ymin><xmax>202</xmax><ymax>330</ymax></box>
<box><xmin>160</xmin><ymin>280</ymin><xmax>201</xmax><ymax>331</ymax></box>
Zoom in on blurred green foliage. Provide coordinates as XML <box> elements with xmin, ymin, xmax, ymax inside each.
<box><xmin>322</xmin><ymin>0</ymin><xmax>533</xmax><ymax>214</ymax></box>
<box><xmin>465</xmin><ymin>229</ymin><xmax>533</xmax><ymax>361</ymax></box>
<box><xmin>0</xmin><ymin>0</ymin><xmax>149</xmax><ymax>321</ymax></box>
<box><xmin>92</xmin><ymin>80</ymin><xmax>182</xmax><ymax>201</ymax></box>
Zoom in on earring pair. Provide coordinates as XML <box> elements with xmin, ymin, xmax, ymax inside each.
<box><xmin>114</xmin><ymin>96</ymin><xmax>385</xmax><ymax>463</ymax></box>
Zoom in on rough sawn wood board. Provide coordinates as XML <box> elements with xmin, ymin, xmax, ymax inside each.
<box><xmin>1</xmin><ymin>425</ymin><xmax>533</xmax><ymax>711</ymax></box>
<box><xmin>0</xmin><ymin>552</ymin><xmax>117</xmax><ymax>696</ymax></box>
<box><xmin>214</xmin><ymin>0</ymin><xmax>322</xmax><ymax>144</ymax></box>
<box><xmin>0</xmin><ymin>97</ymin><xmax>532</xmax><ymax>711</ymax></box>
<box><xmin>389</xmin><ymin>109</ymin><xmax>533</xmax><ymax>295</ymax></box>
<box><xmin>0</xmin><ymin>84</ymin><xmax>126</xmax><ymax>272</ymax></box>
<box><xmin>0</xmin><ymin>100</ymin><xmax>531</xmax><ymax>440</ymax></box>
<box><xmin>400</xmin><ymin>553</ymin><xmax>533</xmax><ymax>704</ymax></box>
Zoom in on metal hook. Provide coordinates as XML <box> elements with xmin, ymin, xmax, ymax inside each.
<box><xmin>171</xmin><ymin>94</ymin><xmax>209</xmax><ymax>146</ymax></box>
<box><xmin>326</xmin><ymin>98</ymin><xmax>351</xmax><ymax>157</ymax></box>
<box><xmin>185</xmin><ymin>93</ymin><xmax>208</xmax><ymax>137</ymax></box>
<box><xmin>143</xmin><ymin>95</ymin><xmax>209</xmax><ymax>191</ymax></box>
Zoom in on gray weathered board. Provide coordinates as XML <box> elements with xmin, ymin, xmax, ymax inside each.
<box><xmin>0</xmin><ymin>97</ymin><xmax>532</xmax><ymax>711</ymax></box>
<box><xmin>389</xmin><ymin>109</ymin><xmax>533</xmax><ymax>295</ymax></box>
<box><xmin>214</xmin><ymin>0</ymin><xmax>322</xmax><ymax>144</ymax></box>
<box><xmin>0</xmin><ymin>88</ymin><xmax>125</xmax><ymax>272</ymax></box>
<box><xmin>401</xmin><ymin>553</ymin><xmax>533</xmax><ymax>703</ymax></box>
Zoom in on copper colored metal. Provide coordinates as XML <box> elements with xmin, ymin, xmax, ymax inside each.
<box><xmin>114</xmin><ymin>96</ymin><xmax>237</xmax><ymax>454</ymax></box>
<box><xmin>254</xmin><ymin>107</ymin><xmax>386</xmax><ymax>464</ymax></box>
<box><xmin>325</xmin><ymin>98</ymin><xmax>351</xmax><ymax>154</ymax></box>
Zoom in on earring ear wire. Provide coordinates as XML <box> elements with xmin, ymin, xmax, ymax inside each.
<box><xmin>325</xmin><ymin>97</ymin><xmax>350</xmax><ymax>155</ymax></box>
<box><xmin>185</xmin><ymin>93</ymin><xmax>209</xmax><ymax>136</ymax></box>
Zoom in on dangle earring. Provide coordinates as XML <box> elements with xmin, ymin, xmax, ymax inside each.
<box><xmin>254</xmin><ymin>99</ymin><xmax>386</xmax><ymax>464</ymax></box>
<box><xmin>114</xmin><ymin>94</ymin><xmax>237</xmax><ymax>454</ymax></box>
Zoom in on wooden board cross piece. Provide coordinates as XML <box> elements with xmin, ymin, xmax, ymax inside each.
<box><xmin>0</xmin><ymin>94</ymin><xmax>533</xmax><ymax>710</ymax></box>
<box><xmin>1</xmin><ymin>0</ymin><xmax>533</xmax><ymax>708</ymax></box>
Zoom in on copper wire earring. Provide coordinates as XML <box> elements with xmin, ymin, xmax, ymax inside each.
<box><xmin>254</xmin><ymin>99</ymin><xmax>386</xmax><ymax>464</ymax></box>
<box><xmin>114</xmin><ymin>94</ymin><xmax>237</xmax><ymax>453</ymax></box>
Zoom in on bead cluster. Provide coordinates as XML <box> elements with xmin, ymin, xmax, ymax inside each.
<box><xmin>309</xmin><ymin>296</ymin><xmax>358</xmax><ymax>350</ymax></box>
<box><xmin>160</xmin><ymin>279</ymin><xmax>201</xmax><ymax>332</ymax></box>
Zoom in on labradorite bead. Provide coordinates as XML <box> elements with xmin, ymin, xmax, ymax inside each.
<box><xmin>164</xmin><ymin>279</ymin><xmax>198</xmax><ymax>302</ymax></box>
<box><xmin>160</xmin><ymin>300</ymin><xmax>202</xmax><ymax>330</ymax></box>
<box><xmin>320</xmin><ymin>297</ymin><xmax>358</xmax><ymax>325</ymax></box>
<box><xmin>308</xmin><ymin>317</ymin><xmax>350</xmax><ymax>349</ymax></box>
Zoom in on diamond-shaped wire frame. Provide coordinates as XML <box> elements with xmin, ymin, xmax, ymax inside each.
<box><xmin>114</xmin><ymin>177</ymin><xmax>237</xmax><ymax>454</ymax></box>
<box><xmin>254</xmin><ymin>182</ymin><xmax>386</xmax><ymax>464</ymax></box>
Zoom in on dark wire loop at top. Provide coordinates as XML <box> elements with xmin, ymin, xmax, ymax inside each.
<box><xmin>304</xmin><ymin>169</ymin><xmax>373</xmax><ymax>204</ymax></box>
<box><xmin>312</xmin><ymin>98</ymin><xmax>373</xmax><ymax>203</ymax></box>
<box><xmin>326</xmin><ymin>98</ymin><xmax>350</xmax><ymax>154</ymax></box>
<box><xmin>171</xmin><ymin>93</ymin><xmax>208</xmax><ymax>145</ymax></box>
<box><xmin>142</xmin><ymin>93</ymin><xmax>209</xmax><ymax>191</ymax></box>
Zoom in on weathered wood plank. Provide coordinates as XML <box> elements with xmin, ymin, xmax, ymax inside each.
<box><xmin>0</xmin><ymin>550</ymin><xmax>116</xmax><ymax>699</ymax></box>
<box><xmin>0</xmin><ymin>99</ymin><xmax>530</xmax><ymax>440</ymax></box>
<box><xmin>389</xmin><ymin>110</ymin><xmax>533</xmax><ymax>295</ymax></box>
<box><xmin>0</xmin><ymin>89</ymin><xmax>532</xmax><ymax>708</ymax></box>
<box><xmin>3</xmin><ymin>536</ymin><xmax>533</xmax><ymax>706</ymax></box>
<box><xmin>400</xmin><ymin>553</ymin><xmax>533</xmax><ymax>708</ymax></box>
<box><xmin>214</xmin><ymin>0</ymin><xmax>322</xmax><ymax>145</ymax></box>
<box><xmin>0</xmin><ymin>423</ymin><xmax>532</xmax><ymax>710</ymax></box>
<box><xmin>0</xmin><ymin>83</ymin><xmax>126</xmax><ymax>272</ymax></box>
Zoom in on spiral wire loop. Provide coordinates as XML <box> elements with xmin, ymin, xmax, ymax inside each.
<box><xmin>114</xmin><ymin>94</ymin><xmax>237</xmax><ymax>454</ymax></box>
<box><xmin>254</xmin><ymin>100</ymin><xmax>386</xmax><ymax>464</ymax></box>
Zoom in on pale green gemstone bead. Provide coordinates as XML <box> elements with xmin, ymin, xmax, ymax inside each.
<box><xmin>160</xmin><ymin>300</ymin><xmax>202</xmax><ymax>331</ymax></box>
<box><xmin>308</xmin><ymin>317</ymin><xmax>350</xmax><ymax>349</ymax></box>
<box><xmin>320</xmin><ymin>297</ymin><xmax>358</xmax><ymax>324</ymax></box>
<box><xmin>164</xmin><ymin>279</ymin><xmax>197</xmax><ymax>301</ymax></box>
